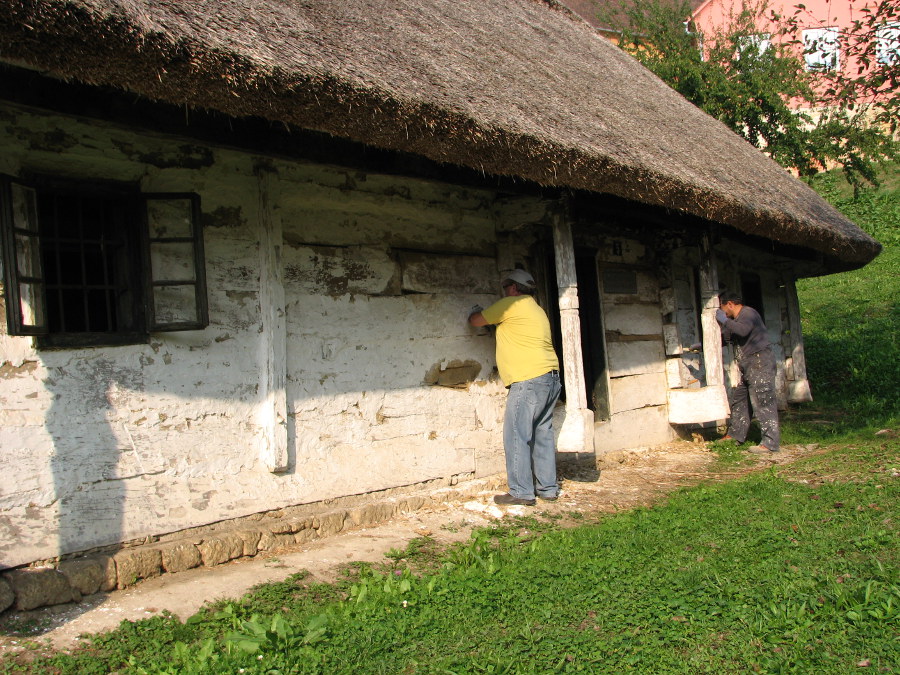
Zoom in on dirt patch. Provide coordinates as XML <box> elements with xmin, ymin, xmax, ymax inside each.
<box><xmin>0</xmin><ymin>439</ymin><xmax>805</xmax><ymax>657</ymax></box>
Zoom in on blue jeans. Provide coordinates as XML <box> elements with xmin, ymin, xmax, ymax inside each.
<box><xmin>503</xmin><ymin>371</ymin><xmax>562</xmax><ymax>500</ymax></box>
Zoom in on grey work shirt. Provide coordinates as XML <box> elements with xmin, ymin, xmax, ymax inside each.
<box><xmin>721</xmin><ymin>306</ymin><xmax>770</xmax><ymax>360</ymax></box>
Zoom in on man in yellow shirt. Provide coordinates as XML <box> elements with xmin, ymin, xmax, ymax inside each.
<box><xmin>469</xmin><ymin>269</ymin><xmax>561</xmax><ymax>506</ymax></box>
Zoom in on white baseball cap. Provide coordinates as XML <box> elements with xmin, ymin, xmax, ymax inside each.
<box><xmin>503</xmin><ymin>269</ymin><xmax>536</xmax><ymax>289</ymax></box>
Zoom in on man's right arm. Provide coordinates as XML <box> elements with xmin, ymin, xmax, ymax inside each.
<box><xmin>469</xmin><ymin>311</ymin><xmax>488</xmax><ymax>327</ymax></box>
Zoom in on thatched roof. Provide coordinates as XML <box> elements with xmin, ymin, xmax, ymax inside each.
<box><xmin>0</xmin><ymin>0</ymin><xmax>880</xmax><ymax>268</ymax></box>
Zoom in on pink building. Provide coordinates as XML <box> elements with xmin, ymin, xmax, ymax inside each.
<box><xmin>564</xmin><ymin>0</ymin><xmax>898</xmax><ymax>109</ymax></box>
<box><xmin>690</xmin><ymin>0</ymin><xmax>899</xmax><ymax>107</ymax></box>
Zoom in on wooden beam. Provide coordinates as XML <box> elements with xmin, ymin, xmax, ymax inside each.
<box><xmin>698</xmin><ymin>232</ymin><xmax>724</xmax><ymax>388</ymax></box>
<box><xmin>551</xmin><ymin>204</ymin><xmax>593</xmax><ymax>453</ymax></box>
<box><xmin>256</xmin><ymin>165</ymin><xmax>289</xmax><ymax>473</ymax></box>
<box><xmin>781</xmin><ymin>273</ymin><xmax>813</xmax><ymax>403</ymax></box>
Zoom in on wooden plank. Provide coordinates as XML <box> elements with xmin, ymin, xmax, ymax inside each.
<box><xmin>667</xmin><ymin>385</ymin><xmax>729</xmax><ymax>424</ymax></box>
<box><xmin>607</xmin><ymin>340</ymin><xmax>666</xmax><ymax>377</ymax></box>
<box><xmin>782</xmin><ymin>275</ymin><xmax>813</xmax><ymax>402</ymax></box>
<box><xmin>699</xmin><ymin>233</ymin><xmax>724</xmax><ymax>388</ymax></box>
<box><xmin>609</xmin><ymin>372</ymin><xmax>667</xmax><ymax>414</ymax></box>
<box><xmin>663</xmin><ymin>323</ymin><xmax>681</xmax><ymax>355</ymax></box>
<box><xmin>665</xmin><ymin>357</ymin><xmax>684</xmax><ymax>389</ymax></box>
<box><xmin>603</xmin><ymin>303</ymin><xmax>663</xmax><ymax>336</ymax></box>
<box><xmin>552</xmin><ymin>207</ymin><xmax>592</xmax><ymax>451</ymax></box>
<box><xmin>399</xmin><ymin>251</ymin><xmax>496</xmax><ymax>294</ymax></box>
<box><xmin>257</xmin><ymin>167</ymin><xmax>289</xmax><ymax>473</ymax></box>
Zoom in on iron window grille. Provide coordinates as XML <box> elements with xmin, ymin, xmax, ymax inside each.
<box><xmin>0</xmin><ymin>175</ymin><xmax>208</xmax><ymax>347</ymax></box>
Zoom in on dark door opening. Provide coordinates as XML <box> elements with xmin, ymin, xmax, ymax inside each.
<box><xmin>740</xmin><ymin>273</ymin><xmax>764</xmax><ymax>317</ymax></box>
<box><xmin>576</xmin><ymin>249</ymin><xmax>609</xmax><ymax>421</ymax></box>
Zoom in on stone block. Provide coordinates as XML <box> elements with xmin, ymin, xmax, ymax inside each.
<box><xmin>0</xmin><ymin>577</ymin><xmax>14</xmax><ymax>613</ymax></box>
<box><xmin>295</xmin><ymin>528</ymin><xmax>318</xmax><ymax>545</ymax></box>
<box><xmin>58</xmin><ymin>558</ymin><xmax>104</xmax><ymax>596</ymax></box>
<box><xmin>94</xmin><ymin>554</ymin><xmax>118</xmax><ymax>592</ymax></box>
<box><xmin>265</xmin><ymin>519</ymin><xmax>295</xmax><ymax>535</ymax></box>
<box><xmin>272</xmin><ymin>532</ymin><xmax>297</xmax><ymax>549</ymax></box>
<box><xmin>313</xmin><ymin>511</ymin><xmax>347</xmax><ymax>537</ymax></box>
<box><xmin>256</xmin><ymin>530</ymin><xmax>276</xmax><ymax>552</ymax></box>
<box><xmin>291</xmin><ymin>518</ymin><xmax>313</xmax><ymax>534</ymax></box>
<box><xmin>259</xmin><ymin>524</ymin><xmax>298</xmax><ymax>551</ymax></box>
<box><xmin>198</xmin><ymin>533</ymin><xmax>245</xmax><ymax>567</ymax></box>
<box><xmin>237</xmin><ymin>529</ymin><xmax>262</xmax><ymax>557</ymax></box>
<box><xmin>113</xmin><ymin>548</ymin><xmax>163</xmax><ymax>590</ymax></box>
<box><xmin>4</xmin><ymin>568</ymin><xmax>76</xmax><ymax>611</ymax></box>
<box><xmin>159</xmin><ymin>542</ymin><xmax>202</xmax><ymax>574</ymax></box>
<box><xmin>400</xmin><ymin>496</ymin><xmax>426</xmax><ymax>512</ymax></box>
<box><xmin>348</xmin><ymin>502</ymin><xmax>396</xmax><ymax>527</ymax></box>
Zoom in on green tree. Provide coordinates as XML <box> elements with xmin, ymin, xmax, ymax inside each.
<box><xmin>772</xmin><ymin>0</ymin><xmax>900</xmax><ymax>188</ymax></box>
<box><xmin>598</xmin><ymin>0</ymin><xmax>899</xmax><ymax>190</ymax></box>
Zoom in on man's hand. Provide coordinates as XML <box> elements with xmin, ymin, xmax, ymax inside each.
<box><xmin>715</xmin><ymin>309</ymin><xmax>727</xmax><ymax>325</ymax></box>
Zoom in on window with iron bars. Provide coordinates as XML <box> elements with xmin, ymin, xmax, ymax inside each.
<box><xmin>0</xmin><ymin>175</ymin><xmax>208</xmax><ymax>348</ymax></box>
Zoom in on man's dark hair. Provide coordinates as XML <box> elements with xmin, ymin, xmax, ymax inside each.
<box><xmin>719</xmin><ymin>291</ymin><xmax>743</xmax><ymax>305</ymax></box>
<box><xmin>511</xmin><ymin>281</ymin><xmax>536</xmax><ymax>296</ymax></box>
<box><xmin>503</xmin><ymin>279</ymin><xmax>537</xmax><ymax>296</ymax></box>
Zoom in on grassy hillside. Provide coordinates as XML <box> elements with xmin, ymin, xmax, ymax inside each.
<box><xmin>793</xmin><ymin>164</ymin><xmax>900</xmax><ymax>435</ymax></box>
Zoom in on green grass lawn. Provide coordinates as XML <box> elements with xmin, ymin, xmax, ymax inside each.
<box><xmin>792</xmin><ymin>164</ymin><xmax>900</xmax><ymax>436</ymax></box>
<box><xmin>2</xmin><ymin>167</ymin><xmax>897</xmax><ymax>675</ymax></box>
<box><xmin>4</xmin><ymin>439</ymin><xmax>895</xmax><ymax>675</ymax></box>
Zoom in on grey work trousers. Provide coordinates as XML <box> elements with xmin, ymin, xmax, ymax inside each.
<box><xmin>727</xmin><ymin>348</ymin><xmax>780</xmax><ymax>451</ymax></box>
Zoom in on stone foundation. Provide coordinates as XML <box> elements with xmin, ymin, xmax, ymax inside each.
<box><xmin>0</xmin><ymin>474</ymin><xmax>506</xmax><ymax>615</ymax></box>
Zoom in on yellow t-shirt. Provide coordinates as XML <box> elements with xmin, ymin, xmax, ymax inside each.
<box><xmin>481</xmin><ymin>295</ymin><xmax>559</xmax><ymax>386</ymax></box>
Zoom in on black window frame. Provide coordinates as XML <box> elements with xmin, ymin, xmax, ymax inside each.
<box><xmin>0</xmin><ymin>174</ymin><xmax>208</xmax><ymax>348</ymax></box>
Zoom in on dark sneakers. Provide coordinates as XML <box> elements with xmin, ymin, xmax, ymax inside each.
<box><xmin>493</xmin><ymin>493</ymin><xmax>536</xmax><ymax>506</ymax></box>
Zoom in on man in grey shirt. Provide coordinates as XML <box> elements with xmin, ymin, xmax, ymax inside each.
<box><xmin>717</xmin><ymin>292</ymin><xmax>780</xmax><ymax>454</ymax></box>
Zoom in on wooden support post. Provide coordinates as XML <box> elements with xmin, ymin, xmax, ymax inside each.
<box><xmin>698</xmin><ymin>232</ymin><xmax>725</xmax><ymax>389</ymax></box>
<box><xmin>256</xmin><ymin>166</ymin><xmax>289</xmax><ymax>473</ymax></box>
<box><xmin>781</xmin><ymin>274</ymin><xmax>813</xmax><ymax>403</ymax></box>
<box><xmin>551</xmin><ymin>205</ymin><xmax>594</xmax><ymax>454</ymax></box>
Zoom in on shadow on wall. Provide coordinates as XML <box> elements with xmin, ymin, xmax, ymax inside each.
<box><xmin>47</xmin><ymin>355</ymin><xmax>131</xmax><ymax>562</ymax></box>
<box><xmin>0</xmin><ymin>354</ymin><xmax>133</xmax><ymax>622</ymax></box>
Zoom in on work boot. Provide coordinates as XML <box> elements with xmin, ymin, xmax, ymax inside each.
<box><xmin>493</xmin><ymin>493</ymin><xmax>536</xmax><ymax>506</ymax></box>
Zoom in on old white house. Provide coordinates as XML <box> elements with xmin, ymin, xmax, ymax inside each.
<box><xmin>0</xmin><ymin>0</ymin><xmax>879</xmax><ymax>607</ymax></box>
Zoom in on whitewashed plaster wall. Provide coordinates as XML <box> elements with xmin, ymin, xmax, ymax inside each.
<box><xmin>0</xmin><ymin>104</ymin><xmax>509</xmax><ymax>568</ymax></box>
<box><xmin>592</xmin><ymin>238</ymin><xmax>673</xmax><ymax>453</ymax></box>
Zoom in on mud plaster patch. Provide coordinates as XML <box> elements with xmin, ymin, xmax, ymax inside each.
<box><xmin>0</xmin><ymin>361</ymin><xmax>37</xmax><ymax>379</ymax></box>
<box><xmin>424</xmin><ymin>360</ymin><xmax>482</xmax><ymax>389</ymax></box>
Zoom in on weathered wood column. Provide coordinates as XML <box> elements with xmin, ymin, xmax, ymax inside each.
<box><xmin>698</xmin><ymin>232</ymin><xmax>725</xmax><ymax>389</ymax></box>
<box><xmin>781</xmin><ymin>273</ymin><xmax>813</xmax><ymax>402</ymax></box>
<box><xmin>256</xmin><ymin>165</ymin><xmax>289</xmax><ymax>472</ymax></box>
<box><xmin>551</xmin><ymin>205</ymin><xmax>594</xmax><ymax>454</ymax></box>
